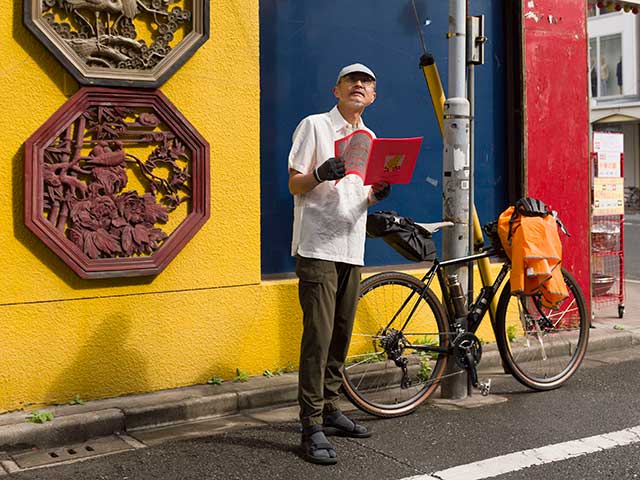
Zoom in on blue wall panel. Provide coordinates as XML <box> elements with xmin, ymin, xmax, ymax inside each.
<box><xmin>260</xmin><ymin>0</ymin><xmax>507</xmax><ymax>274</ymax></box>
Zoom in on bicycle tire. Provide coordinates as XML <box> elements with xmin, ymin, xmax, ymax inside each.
<box><xmin>342</xmin><ymin>271</ymin><xmax>449</xmax><ymax>417</ymax></box>
<box><xmin>495</xmin><ymin>268</ymin><xmax>589</xmax><ymax>390</ymax></box>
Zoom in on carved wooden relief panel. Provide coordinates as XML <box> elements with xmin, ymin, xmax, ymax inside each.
<box><xmin>25</xmin><ymin>88</ymin><xmax>210</xmax><ymax>278</ymax></box>
<box><xmin>24</xmin><ymin>1</ymin><xmax>209</xmax><ymax>87</ymax></box>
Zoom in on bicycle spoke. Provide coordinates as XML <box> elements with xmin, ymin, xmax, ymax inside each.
<box><xmin>497</xmin><ymin>268</ymin><xmax>589</xmax><ymax>390</ymax></box>
<box><xmin>342</xmin><ymin>272</ymin><xmax>449</xmax><ymax>417</ymax></box>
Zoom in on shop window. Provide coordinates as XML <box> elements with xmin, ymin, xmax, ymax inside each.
<box><xmin>588</xmin><ymin>4</ymin><xmax>619</xmax><ymax>17</ymax></box>
<box><xmin>590</xmin><ymin>34</ymin><xmax>623</xmax><ymax>98</ymax></box>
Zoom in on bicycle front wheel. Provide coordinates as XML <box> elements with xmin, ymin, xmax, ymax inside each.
<box><xmin>495</xmin><ymin>268</ymin><xmax>589</xmax><ymax>390</ymax></box>
<box><xmin>342</xmin><ymin>272</ymin><xmax>449</xmax><ymax>417</ymax></box>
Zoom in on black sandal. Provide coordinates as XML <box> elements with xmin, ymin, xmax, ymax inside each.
<box><xmin>323</xmin><ymin>411</ymin><xmax>371</xmax><ymax>438</ymax></box>
<box><xmin>301</xmin><ymin>425</ymin><xmax>337</xmax><ymax>465</ymax></box>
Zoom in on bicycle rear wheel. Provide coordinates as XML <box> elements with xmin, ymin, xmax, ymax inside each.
<box><xmin>495</xmin><ymin>268</ymin><xmax>589</xmax><ymax>390</ymax></box>
<box><xmin>342</xmin><ymin>272</ymin><xmax>449</xmax><ymax>417</ymax></box>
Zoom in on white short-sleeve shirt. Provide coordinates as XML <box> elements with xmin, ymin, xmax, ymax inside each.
<box><xmin>289</xmin><ymin>106</ymin><xmax>375</xmax><ymax>265</ymax></box>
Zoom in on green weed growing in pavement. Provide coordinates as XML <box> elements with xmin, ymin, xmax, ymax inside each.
<box><xmin>233</xmin><ymin>368</ymin><xmax>249</xmax><ymax>383</ymax></box>
<box><xmin>69</xmin><ymin>395</ymin><xmax>85</xmax><ymax>405</ymax></box>
<box><xmin>417</xmin><ymin>352</ymin><xmax>434</xmax><ymax>382</ymax></box>
<box><xmin>264</xmin><ymin>367</ymin><xmax>286</xmax><ymax>378</ymax></box>
<box><xmin>284</xmin><ymin>362</ymin><xmax>296</xmax><ymax>373</ymax></box>
<box><xmin>507</xmin><ymin>325</ymin><xmax>518</xmax><ymax>342</ymax></box>
<box><xmin>613</xmin><ymin>324</ymin><xmax>625</xmax><ymax>331</ymax></box>
<box><xmin>412</xmin><ymin>335</ymin><xmax>438</xmax><ymax>383</ymax></box>
<box><xmin>207</xmin><ymin>376</ymin><xmax>224</xmax><ymax>385</ymax></box>
<box><xmin>26</xmin><ymin>410</ymin><xmax>54</xmax><ymax>424</ymax></box>
<box><xmin>414</xmin><ymin>335</ymin><xmax>439</xmax><ymax>346</ymax></box>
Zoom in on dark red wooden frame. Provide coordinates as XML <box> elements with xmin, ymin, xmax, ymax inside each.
<box><xmin>23</xmin><ymin>1</ymin><xmax>210</xmax><ymax>88</ymax></box>
<box><xmin>24</xmin><ymin>87</ymin><xmax>210</xmax><ymax>279</ymax></box>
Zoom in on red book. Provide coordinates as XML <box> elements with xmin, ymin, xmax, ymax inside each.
<box><xmin>334</xmin><ymin>129</ymin><xmax>423</xmax><ymax>185</ymax></box>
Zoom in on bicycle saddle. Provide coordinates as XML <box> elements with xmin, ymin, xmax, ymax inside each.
<box><xmin>415</xmin><ymin>221</ymin><xmax>454</xmax><ymax>234</ymax></box>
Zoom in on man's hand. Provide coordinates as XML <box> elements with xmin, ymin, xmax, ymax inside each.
<box><xmin>314</xmin><ymin>157</ymin><xmax>346</xmax><ymax>182</ymax></box>
<box><xmin>372</xmin><ymin>182</ymin><xmax>391</xmax><ymax>201</ymax></box>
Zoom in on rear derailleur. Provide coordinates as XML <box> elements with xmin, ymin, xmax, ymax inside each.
<box><xmin>378</xmin><ymin>328</ymin><xmax>412</xmax><ymax>389</ymax></box>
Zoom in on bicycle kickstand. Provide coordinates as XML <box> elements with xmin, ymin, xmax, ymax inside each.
<box><xmin>463</xmin><ymin>353</ymin><xmax>491</xmax><ymax>396</ymax></box>
<box><xmin>479</xmin><ymin>379</ymin><xmax>491</xmax><ymax>396</ymax></box>
<box><xmin>467</xmin><ymin>354</ymin><xmax>491</xmax><ymax>397</ymax></box>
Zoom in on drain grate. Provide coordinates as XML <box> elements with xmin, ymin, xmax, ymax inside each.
<box><xmin>11</xmin><ymin>435</ymin><xmax>135</xmax><ymax>469</ymax></box>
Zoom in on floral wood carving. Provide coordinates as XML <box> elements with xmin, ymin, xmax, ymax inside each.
<box><xmin>25</xmin><ymin>88</ymin><xmax>210</xmax><ymax>279</ymax></box>
<box><xmin>24</xmin><ymin>1</ymin><xmax>209</xmax><ymax>87</ymax></box>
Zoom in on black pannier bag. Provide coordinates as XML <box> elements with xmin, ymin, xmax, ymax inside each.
<box><xmin>482</xmin><ymin>220</ymin><xmax>506</xmax><ymax>257</ymax></box>
<box><xmin>366</xmin><ymin>211</ymin><xmax>437</xmax><ymax>262</ymax></box>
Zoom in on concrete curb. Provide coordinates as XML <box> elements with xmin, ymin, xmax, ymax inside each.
<box><xmin>0</xmin><ymin>376</ymin><xmax>301</xmax><ymax>453</ymax></box>
<box><xmin>0</xmin><ymin>327</ymin><xmax>637</xmax><ymax>453</ymax></box>
<box><xmin>0</xmin><ymin>409</ymin><xmax>124</xmax><ymax>451</ymax></box>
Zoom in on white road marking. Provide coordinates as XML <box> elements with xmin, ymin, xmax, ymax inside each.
<box><xmin>402</xmin><ymin>425</ymin><xmax>640</xmax><ymax>480</ymax></box>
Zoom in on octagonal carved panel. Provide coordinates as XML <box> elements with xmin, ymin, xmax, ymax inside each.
<box><xmin>24</xmin><ymin>1</ymin><xmax>209</xmax><ymax>88</ymax></box>
<box><xmin>25</xmin><ymin>87</ymin><xmax>210</xmax><ymax>279</ymax></box>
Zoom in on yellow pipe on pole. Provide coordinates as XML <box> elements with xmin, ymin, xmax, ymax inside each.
<box><xmin>472</xmin><ymin>206</ymin><xmax>498</xmax><ymax>322</ymax></box>
<box><xmin>420</xmin><ymin>55</ymin><xmax>498</xmax><ymax>322</ymax></box>
<box><xmin>420</xmin><ymin>54</ymin><xmax>445</xmax><ymax>137</ymax></box>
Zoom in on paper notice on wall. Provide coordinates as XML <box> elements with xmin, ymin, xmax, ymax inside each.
<box><xmin>593</xmin><ymin>132</ymin><xmax>624</xmax><ymax>155</ymax></box>
<box><xmin>593</xmin><ymin>177</ymin><xmax>624</xmax><ymax>216</ymax></box>
<box><xmin>596</xmin><ymin>150</ymin><xmax>622</xmax><ymax>177</ymax></box>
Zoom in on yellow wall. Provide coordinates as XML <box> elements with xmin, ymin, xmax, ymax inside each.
<box><xmin>0</xmin><ymin>0</ymin><xmax>272</xmax><ymax>413</ymax></box>
<box><xmin>0</xmin><ymin>1</ymin><xmax>507</xmax><ymax>414</ymax></box>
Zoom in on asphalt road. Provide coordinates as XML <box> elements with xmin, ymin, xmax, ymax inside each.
<box><xmin>11</xmin><ymin>348</ymin><xmax>640</xmax><ymax>480</ymax></box>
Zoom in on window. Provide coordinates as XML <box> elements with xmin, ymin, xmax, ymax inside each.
<box><xmin>590</xmin><ymin>34</ymin><xmax>623</xmax><ymax>97</ymax></box>
<box><xmin>588</xmin><ymin>4</ymin><xmax>620</xmax><ymax>17</ymax></box>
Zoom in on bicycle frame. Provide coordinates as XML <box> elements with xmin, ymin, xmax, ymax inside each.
<box><xmin>430</xmin><ymin>251</ymin><xmax>511</xmax><ymax>334</ymax></box>
<box><xmin>343</xmin><ymin>241</ymin><xmax>589</xmax><ymax>415</ymax></box>
<box><xmin>383</xmin><ymin>249</ymin><xmax>511</xmax><ymax>355</ymax></box>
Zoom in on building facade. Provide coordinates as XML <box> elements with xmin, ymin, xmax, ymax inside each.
<box><xmin>589</xmin><ymin>4</ymin><xmax>640</xmax><ymax>208</ymax></box>
<box><xmin>0</xmin><ymin>0</ymin><xmax>591</xmax><ymax>414</ymax></box>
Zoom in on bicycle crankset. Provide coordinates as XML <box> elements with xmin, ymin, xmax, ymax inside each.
<box><xmin>452</xmin><ymin>332</ymin><xmax>483</xmax><ymax>387</ymax></box>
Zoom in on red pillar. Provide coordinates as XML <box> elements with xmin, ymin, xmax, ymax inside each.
<box><xmin>522</xmin><ymin>0</ymin><xmax>591</xmax><ymax>302</ymax></box>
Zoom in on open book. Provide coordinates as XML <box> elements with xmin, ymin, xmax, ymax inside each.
<box><xmin>334</xmin><ymin>129</ymin><xmax>423</xmax><ymax>185</ymax></box>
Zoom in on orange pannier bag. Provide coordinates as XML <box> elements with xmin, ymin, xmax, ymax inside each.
<box><xmin>497</xmin><ymin>206</ymin><xmax>568</xmax><ymax>309</ymax></box>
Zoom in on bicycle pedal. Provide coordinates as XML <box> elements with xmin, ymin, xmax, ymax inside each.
<box><xmin>479</xmin><ymin>379</ymin><xmax>491</xmax><ymax>396</ymax></box>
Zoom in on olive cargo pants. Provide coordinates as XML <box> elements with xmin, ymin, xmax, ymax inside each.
<box><xmin>295</xmin><ymin>256</ymin><xmax>361</xmax><ymax>428</ymax></box>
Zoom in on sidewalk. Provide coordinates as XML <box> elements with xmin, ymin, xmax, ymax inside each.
<box><xmin>1</xmin><ymin>281</ymin><xmax>639</xmax><ymax>456</ymax></box>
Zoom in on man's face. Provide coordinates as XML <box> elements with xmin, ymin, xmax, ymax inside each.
<box><xmin>333</xmin><ymin>72</ymin><xmax>376</xmax><ymax>109</ymax></box>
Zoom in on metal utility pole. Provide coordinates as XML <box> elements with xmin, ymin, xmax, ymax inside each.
<box><xmin>440</xmin><ymin>0</ymin><xmax>471</xmax><ymax>400</ymax></box>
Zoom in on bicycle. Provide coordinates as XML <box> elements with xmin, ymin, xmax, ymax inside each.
<box><xmin>341</xmin><ymin>217</ymin><xmax>589</xmax><ymax>418</ymax></box>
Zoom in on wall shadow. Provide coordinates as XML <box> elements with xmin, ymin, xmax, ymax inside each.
<box><xmin>46</xmin><ymin>313</ymin><xmax>150</xmax><ymax>405</ymax></box>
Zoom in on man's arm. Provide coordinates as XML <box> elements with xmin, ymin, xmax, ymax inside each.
<box><xmin>290</xmin><ymin>170</ymin><xmax>389</xmax><ymax>203</ymax></box>
<box><xmin>289</xmin><ymin>168</ymin><xmax>319</xmax><ymax>195</ymax></box>
<box><xmin>289</xmin><ymin>158</ymin><xmax>347</xmax><ymax>195</ymax></box>
<box><xmin>368</xmin><ymin>182</ymin><xmax>390</xmax><ymax>206</ymax></box>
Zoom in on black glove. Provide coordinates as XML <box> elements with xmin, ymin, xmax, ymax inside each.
<box><xmin>314</xmin><ymin>157</ymin><xmax>345</xmax><ymax>182</ymax></box>
<box><xmin>373</xmin><ymin>183</ymin><xmax>391</xmax><ymax>201</ymax></box>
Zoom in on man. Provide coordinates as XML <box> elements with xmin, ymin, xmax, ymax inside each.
<box><xmin>288</xmin><ymin>63</ymin><xmax>390</xmax><ymax>465</ymax></box>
